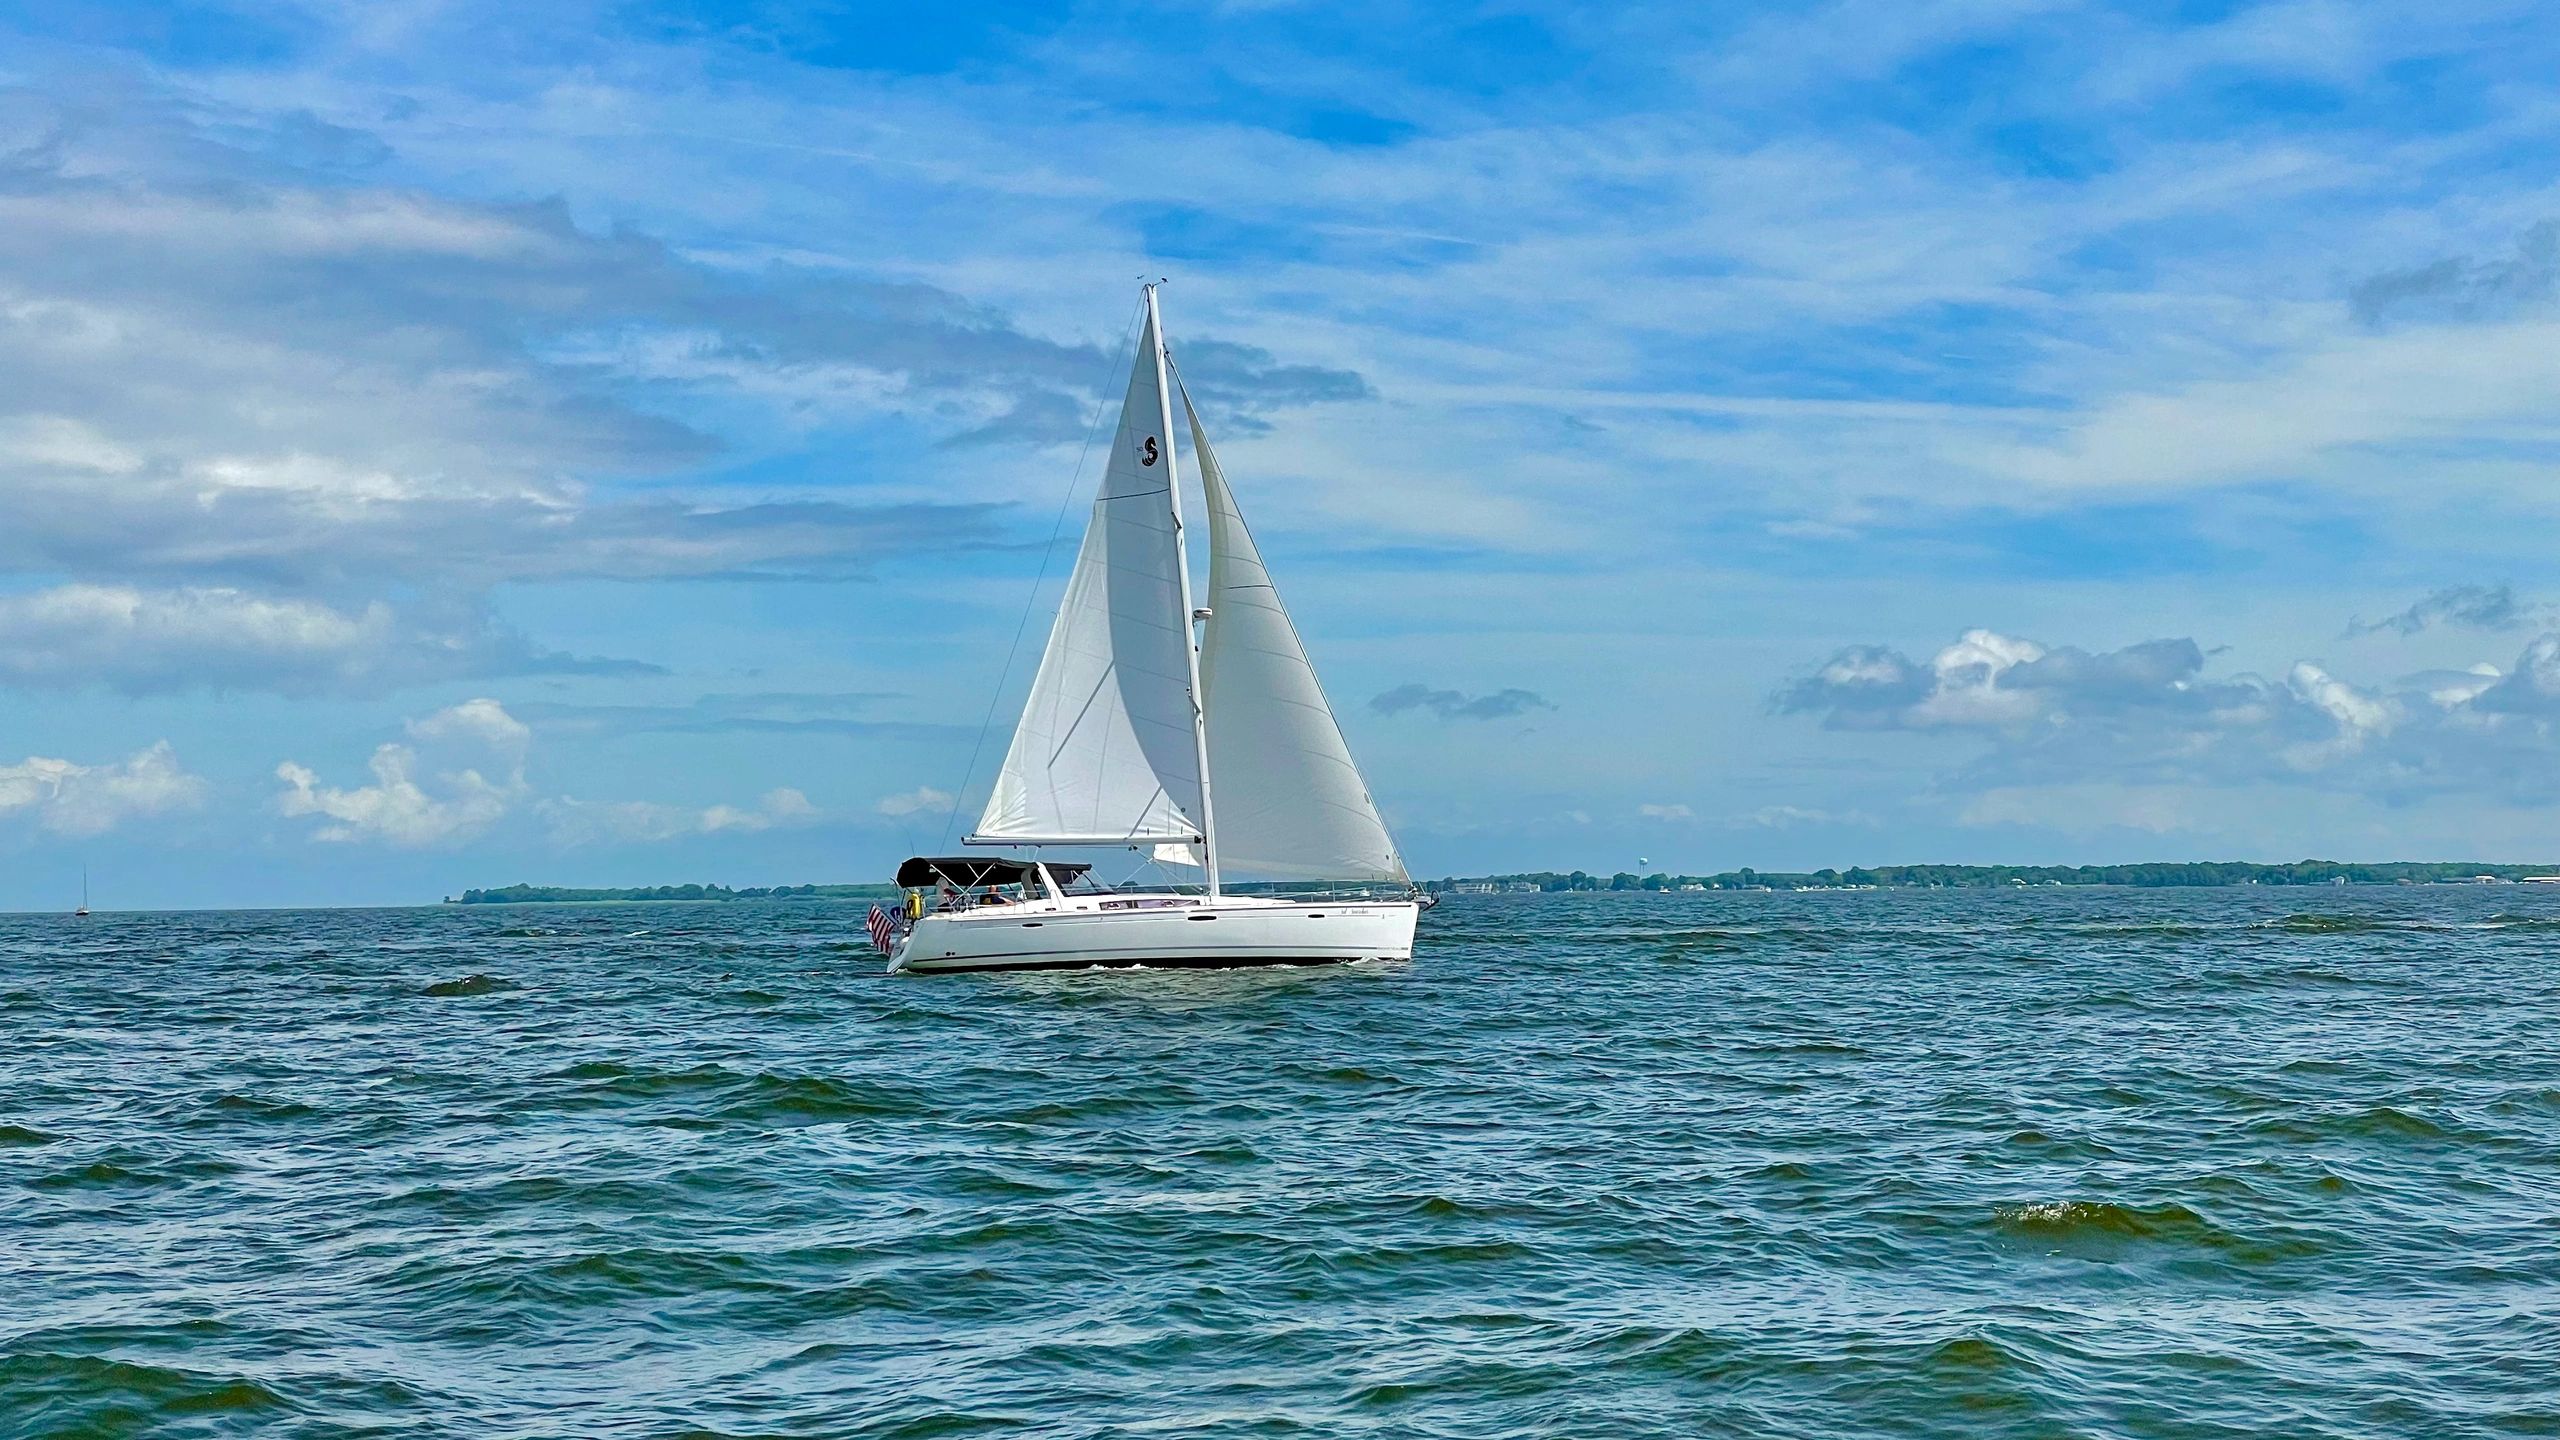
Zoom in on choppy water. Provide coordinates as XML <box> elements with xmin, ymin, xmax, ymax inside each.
<box><xmin>5</xmin><ymin>888</ymin><xmax>2558</xmax><ymax>1438</ymax></box>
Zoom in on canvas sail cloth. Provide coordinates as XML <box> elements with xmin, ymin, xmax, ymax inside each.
<box><xmin>972</xmin><ymin>311</ymin><xmax>1203</xmax><ymax>845</ymax></box>
<box><xmin>1186</xmin><ymin>392</ymin><xmax>1409</xmax><ymax>883</ymax></box>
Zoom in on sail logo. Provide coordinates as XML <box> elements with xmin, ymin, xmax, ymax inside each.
<box><xmin>1140</xmin><ymin>436</ymin><xmax>1159</xmax><ymax>466</ymax></box>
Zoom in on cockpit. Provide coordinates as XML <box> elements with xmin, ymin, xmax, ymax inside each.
<box><xmin>893</xmin><ymin>856</ymin><xmax>1100</xmax><ymax>915</ymax></box>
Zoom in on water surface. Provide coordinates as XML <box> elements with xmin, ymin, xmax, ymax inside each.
<box><xmin>4</xmin><ymin>888</ymin><xmax>2556</xmax><ymax>1436</ymax></box>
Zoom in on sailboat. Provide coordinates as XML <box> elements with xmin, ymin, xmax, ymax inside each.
<box><xmin>74</xmin><ymin>866</ymin><xmax>88</xmax><ymax>918</ymax></box>
<box><xmin>885</xmin><ymin>285</ymin><xmax>1423</xmax><ymax>974</ymax></box>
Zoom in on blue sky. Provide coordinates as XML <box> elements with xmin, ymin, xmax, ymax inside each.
<box><xmin>3</xmin><ymin>0</ymin><xmax>2560</xmax><ymax>907</ymax></box>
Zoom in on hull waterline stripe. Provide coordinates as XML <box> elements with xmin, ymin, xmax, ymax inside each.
<box><xmin>898</xmin><ymin>952</ymin><xmax>1395</xmax><ymax>974</ymax></box>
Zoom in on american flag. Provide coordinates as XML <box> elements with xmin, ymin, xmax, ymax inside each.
<box><xmin>866</xmin><ymin>904</ymin><xmax>899</xmax><ymax>956</ymax></box>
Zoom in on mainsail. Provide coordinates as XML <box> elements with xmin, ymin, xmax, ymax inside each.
<box><xmin>1186</xmin><ymin>389</ymin><xmax>1409</xmax><ymax>883</ymax></box>
<box><xmin>971</xmin><ymin>306</ymin><xmax>1204</xmax><ymax>845</ymax></box>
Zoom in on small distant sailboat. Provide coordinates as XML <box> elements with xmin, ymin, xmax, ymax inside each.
<box><xmin>882</xmin><ymin>285</ymin><xmax>1422</xmax><ymax>974</ymax></box>
<box><xmin>74</xmin><ymin>866</ymin><xmax>89</xmax><ymax>918</ymax></box>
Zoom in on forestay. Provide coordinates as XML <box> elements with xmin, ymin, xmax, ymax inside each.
<box><xmin>1186</xmin><ymin>391</ymin><xmax>1409</xmax><ymax>883</ymax></box>
<box><xmin>972</xmin><ymin>309</ymin><xmax>1204</xmax><ymax>845</ymax></box>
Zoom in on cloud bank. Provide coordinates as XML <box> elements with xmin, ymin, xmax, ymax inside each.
<box><xmin>0</xmin><ymin>585</ymin><xmax>654</xmax><ymax>695</ymax></box>
<box><xmin>0</xmin><ymin>742</ymin><xmax>206</xmax><ymax>836</ymax></box>
<box><xmin>275</xmin><ymin>697</ymin><xmax>829</xmax><ymax>849</ymax></box>
<box><xmin>274</xmin><ymin>698</ymin><xmax>529</xmax><ymax>847</ymax></box>
<box><xmin>2345</xmin><ymin>584</ymin><xmax>2534</xmax><ymax>638</ymax></box>
<box><xmin>1782</xmin><ymin>624</ymin><xmax>2560</xmax><ymax>806</ymax></box>
<box><xmin>1371</xmin><ymin>684</ymin><xmax>1554</xmax><ymax>721</ymax></box>
<box><xmin>540</xmin><ymin>788</ymin><xmax>819</xmax><ymax>847</ymax></box>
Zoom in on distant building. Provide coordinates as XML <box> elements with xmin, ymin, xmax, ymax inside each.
<box><xmin>1448</xmin><ymin>881</ymin><xmax>1498</xmax><ymax>895</ymax></box>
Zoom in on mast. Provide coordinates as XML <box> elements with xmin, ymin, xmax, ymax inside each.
<box><xmin>1147</xmin><ymin>283</ymin><xmax>1221</xmax><ymax>899</ymax></box>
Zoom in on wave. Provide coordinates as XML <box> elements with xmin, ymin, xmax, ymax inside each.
<box><xmin>545</xmin><ymin>1063</ymin><xmax>921</xmax><ymax>1124</ymax></box>
<box><xmin>387</xmin><ymin>1246</ymin><xmax>781</xmax><ymax>1310</ymax></box>
<box><xmin>1271</xmin><ymin>1063</ymin><xmax>1402</xmax><ymax>1087</ymax></box>
<box><xmin>1745</xmin><ymin>1040</ymin><xmax>1868</xmax><ymax>1056</ymax></box>
<box><xmin>1650</xmin><ymin>942</ymin><xmax>1746</xmax><ymax>959</ymax></box>
<box><xmin>1998</xmin><ymin>1128</ymin><xmax>2120</xmax><ymax>1159</ymax></box>
<box><xmin>29</xmin><ymin>1159</ymin><xmax>167</xmax><ymax>1191</ymax></box>
<box><xmin>2251</xmin><ymin>1103</ymin><xmax>2471</xmax><ymax>1144</ymax></box>
<box><xmin>1924</xmin><ymin>1334</ymin><xmax>2035</xmax><ymax>1374</ymax></box>
<box><xmin>722</xmin><ymin>1073</ymin><xmax>923</xmax><ymax>1124</ymax></box>
<box><xmin>0</xmin><ymin>1352</ymin><xmax>288</xmax><ymax>1426</ymax></box>
<box><xmin>1643</xmin><ymin>928</ymin><xmax>1746</xmax><ymax>946</ymax></box>
<box><xmin>1290</xmin><ymin>1237</ymin><xmax>1544</xmax><ymax>1279</ymax></box>
<box><xmin>1740</xmin><ymin>1159</ymin><xmax>1817</xmax><ymax>1181</ymax></box>
<box><xmin>27</xmin><ymin>1147</ymin><xmax>243</xmax><ymax>1192</ymax></box>
<box><xmin>1575</xmin><ymin>1322</ymin><xmax>1741</xmax><ymax>1373</ymax></box>
<box><xmin>205</xmin><ymin>1093</ymin><xmax>318</xmax><ymax>1122</ymax></box>
<box><xmin>422</xmin><ymin>973</ymin><xmax>519</xmax><ymax>997</ymax></box>
<box><xmin>2473</xmin><ymin>913</ymin><xmax>2560</xmax><ymax>931</ymax></box>
<box><xmin>2256</xmin><ymin>913</ymin><xmax>2428</xmax><ymax>934</ymax></box>
<box><xmin>1995</xmin><ymin>1198</ymin><xmax>2223</xmax><ymax>1242</ymax></box>
<box><xmin>2057</xmin><ymin>923</ymin><xmax>2212</xmax><ymax>939</ymax></box>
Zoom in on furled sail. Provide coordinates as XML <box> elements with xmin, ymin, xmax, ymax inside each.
<box><xmin>1187</xmin><ymin>391</ymin><xmax>1409</xmax><ymax>883</ymax></box>
<box><xmin>973</xmin><ymin>311</ymin><xmax>1203</xmax><ymax>845</ymax></box>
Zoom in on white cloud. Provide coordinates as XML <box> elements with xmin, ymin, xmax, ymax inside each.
<box><xmin>2347</xmin><ymin>584</ymin><xmax>2535</xmax><ymax>638</ymax></box>
<box><xmin>1735</xmin><ymin>804</ymin><xmax>1872</xmax><ymax>830</ymax></box>
<box><xmin>1911</xmin><ymin>630</ymin><xmax>2052</xmax><ymax>730</ymax></box>
<box><xmin>0</xmin><ymin>583</ymin><xmax>654</xmax><ymax>695</ymax></box>
<box><xmin>408</xmin><ymin>696</ymin><xmax>532</xmax><ymax>757</ymax></box>
<box><xmin>1784</xmin><ymin>625</ymin><xmax>2560</xmax><ymax>809</ymax></box>
<box><xmin>874</xmin><ymin>785</ymin><xmax>957</xmax><ymax>817</ymax></box>
<box><xmin>1636</xmin><ymin>802</ymin><xmax>1694</xmax><ymax>820</ymax></box>
<box><xmin>1980</xmin><ymin>318</ymin><xmax>2560</xmax><ymax>497</ymax></box>
<box><xmin>541</xmin><ymin>787</ymin><xmax>819</xmax><ymax>846</ymax></box>
<box><xmin>276</xmin><ymin>695</ymin><xmax>831</xmax><ymax>849</ymax></box>
<box><xmin>0</xmin><ymin>82</ymin><xmax>1059</xmax><ymax>601</ymax></box>
<box><xmin>275</xmin><ymin>747</ymin><xmax>517</xmax><ymax>847</ymax></box>
<box><xmin>1371</xmin><ymin>685</ymin><xmax>1554</xmax><ymax>721</ymax></box>
<box><xmin>2404</xmin><ymin>664</ymin><xmax>2503</xmax><ymax>708</ymax></box>
<box><xmin>0</xmin><ymin>741</ymin><xmax>205</xmax><ymax>836</ymax></box>
<box><xmin>1783</xmin><ymin>630</ymin><xmax>2213</xmax><ymax>735</ymax></box>
<box><xmin>2080</xmin><ymin>0</ymin><xmax>2376</xmax><ymax>107</ymax></box>
<box><xmin>0</xmin><ymin>415</ymin><xmax>142</xmax><ymax>475</ymax></box>
<box><xmin>0</xmin><ymin>585</ymin><xmax>385</xmax><ymax>691</ymax></box>
<box><xmin>275</xmin><ymin>699</ymin><xmax>529</xmax><ymax>846</ymax></box>
<box><xmin>22</xmin><ymin>0</ymin><xmax>2531</xmax><ymax>592</ymax></box>
<box><xmin>2284</xmin><ymin>661</ymin><xmax>2391</xmax><ymax>766</ymax></box>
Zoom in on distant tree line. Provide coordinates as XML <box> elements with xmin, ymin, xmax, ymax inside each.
<box><xmin>450</xmin><ymin>883</ymin><xmax>897</xmax><ymax>904</ymax></box>
<box><xmin>453</xmin><ymin>859</ymin><xmax>2560</xmax><ymax>905</ymax></box>
<box><xmin>1424</xmin><ymin>860</ymin><xmax>2560</xmax><ymax>893</ymax></box>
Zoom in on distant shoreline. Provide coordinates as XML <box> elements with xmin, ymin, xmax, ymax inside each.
<box><xmin>444</xmin><ymin>861</ymin><xmax>2560</xmax><ymax>905</ymax></box>
<box><xmin>445</xmin><ymin>883</ymin><xmax>898</xmax><ymax>905</ymax></box>
<box><xmin>1423</xmin><ymin>861</ymin><xmax>2560</xmax><ymax>893</ymax></box>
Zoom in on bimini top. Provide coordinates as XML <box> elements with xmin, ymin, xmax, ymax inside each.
<box><xmin>895</xmin><ymin>856</ymin><xmax>1091</xmax><ymax>889</ymax></box>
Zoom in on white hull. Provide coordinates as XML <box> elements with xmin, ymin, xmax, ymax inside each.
<box><xmin>890</xmin><ymin>893</ymin><xmax>1418</xmax><ymax>974</ymax></box>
